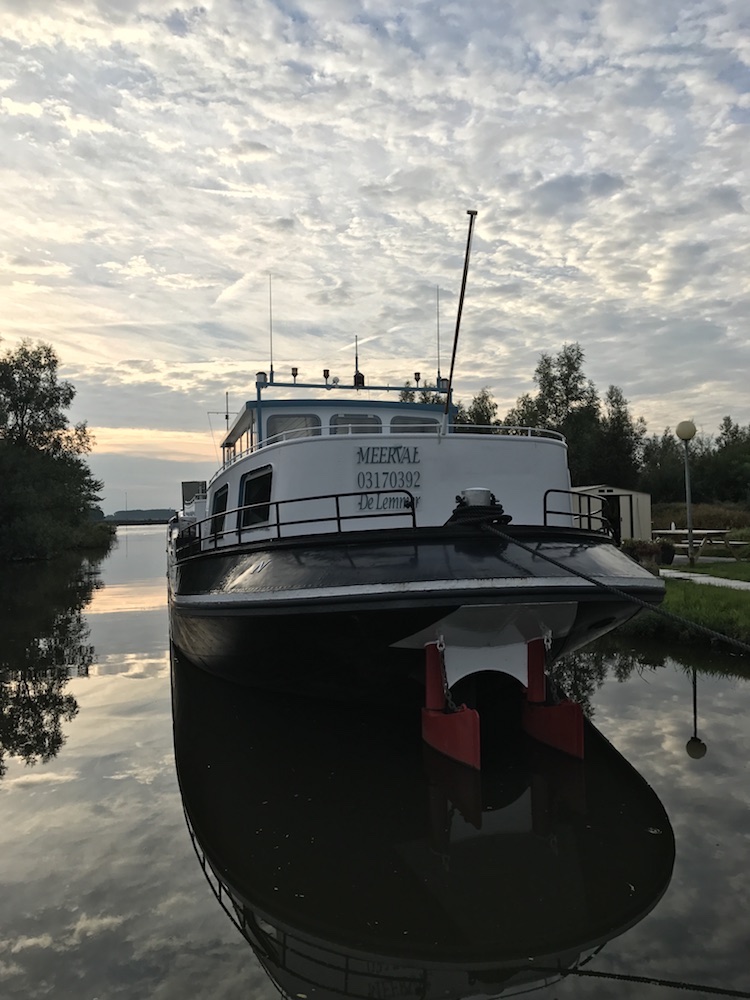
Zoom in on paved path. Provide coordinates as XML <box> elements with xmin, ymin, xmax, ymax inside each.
<box><xmin>661</xmin><ymin>569</ymin><xmax>750</xmax><ymax>591</ymax></box>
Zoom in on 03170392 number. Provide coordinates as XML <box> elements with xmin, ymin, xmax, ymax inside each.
<box><xmin>356</xmin><ymin>470</ymin><xmax>421</xmax><ymax>490</ymax></box>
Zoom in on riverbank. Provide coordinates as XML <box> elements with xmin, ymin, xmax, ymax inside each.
<box><xmin>0</xmin><ymin>520</ymin><xmax>116</xmax><ymax>563</ymax></box>
<box><xmin>617</xmin><ymin>572</ymin><xmax>750</xmax><ymax>647</ymax></box>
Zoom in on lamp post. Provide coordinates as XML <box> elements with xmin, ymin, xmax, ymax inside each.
<box><xmin>686</xmin><ymin>667</ymin><xmax>707</xmax><ymax>759</ymax></box>
<box><xmin>675</xmin><ymin>420</ymin><xmax>696</xmax><ymax>566</ymax></box>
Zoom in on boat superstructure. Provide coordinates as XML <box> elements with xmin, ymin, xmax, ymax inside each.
<box><xmin>168</xmin><ymin>367</ymin><xmax>663</xmax><ymax>765</ymax></box>
<box><xmin>168</xmin><ymin>211</ymin><xmax>663</xmax><ymax>767</ymax></box>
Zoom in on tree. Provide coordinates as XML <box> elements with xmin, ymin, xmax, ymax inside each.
<box><xmin>638</xmin><ymin>429</ymin><xmax>684</xmax><ymax>502</ymax></box>
<box><xmin>503</xmin><ymin>343</ymin><xmax>645</xmax><ymax>486</ymax></box>
<box><xmin>716</xmin><ymin>415</ymin><xmax>744</xmax><ymax>450</ymax></box>
<box><xmin>706</xmin><ymin>417</ymin><xmax>750</xmax><ymax>504</ymax></box>
<box><xmin>399</xmin><ymin>380</ymin><xmax>446</xmax><ymax>406</ymax></box>
<box><xmin>528</xmin><ymin>343</ymin><xmax>599</xmax><ymax>428</ymax></box>
<box><xmin>0</xmin><ymin>555</ymin><xmax>99</xmax><ymax>778</ymax></box>
<box><xmin>639</xmin><ymin>417</ymin><xmax>750</xmax><ymax>504</ymax></box>
<box><xmin>464</xmin><ymin>387</ymin><xmax>499</xmax><ymax>431</ymax></box>
<box><xmin>0</xmin><ymin>340</ymin><xmax>93</xmax><ymax>455</ymax></box>
<box><xmin>504</xmin><ymin>344</ymin><xmax>600</xmax><ymax>433</ymax></box>
<box><xmin>504</xmin><ymin>391</ymin><xmax>541</xmax><ymax>428</ymax></box>
<box><xmin>597</xmin><ymin>386</ymin><xmax>647</xmax><ymax>489</ymax></box>
<box><xmin>0</xmin><ymin>340</ymin><xmax>109</xmax><ymax>560</ymax></box>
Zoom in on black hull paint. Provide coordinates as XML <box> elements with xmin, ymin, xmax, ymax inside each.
<box><xmin>170</xmin><ymin>597</ymin><xmax>642</xmax><ymax>698</ymax></box>
<box><xmin>169</xmin><ymin>525</ymin><xmax>663</xmax><ymax>697</ymax></box>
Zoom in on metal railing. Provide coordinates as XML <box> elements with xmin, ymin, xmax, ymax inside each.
<box><xmin>453</xmin><ymin>423</ymin><xmax>565</xmax><ymax>440</ymax></box>
<box><xmin>543</xmin><ymin>489</ymin><xmax>613</xmax><ymax>535</ymax></box>
<box><xmin>216</xmin><ymin>423</ymin><xmax>566</xmax><ymax>476</ymax></box>
<box><xmin>175</xmin><ymin>488</ymin><xmax>418</xmax><ymax>555</ymax></box>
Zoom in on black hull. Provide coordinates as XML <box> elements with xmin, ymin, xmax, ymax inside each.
<box><xmin>169</xmin><ymin>525</ymin><xmax>663</xmax><ymax>697</ymax></box>
<box><xmin>170</xmin><ymin>597</ymin><xmax>644</xmax><ymax>698</ymax></box>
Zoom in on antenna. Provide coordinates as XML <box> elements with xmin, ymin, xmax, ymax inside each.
<box><xmin>354</xmin><ymin>335</ymin><xmax>364</xmax><ymax>388</ymax></box>
<box><xmin>444</xmin><ymin>210</ymin><xmax>478</xmax><ymax>416</ymax></box>
<box><xmin>436</xmin><ymin>285</ymin><xmax>442</xmax><ymax>386</ymax></box>
<box><xmin>268</xmin><ymin>273</ymin><xmax>274</xmax><ymax>384</ymax></box>
<box><xmin>225</xmin><ymin>391</ymin><xmax>229</xmax><ymax>431</ymax></box>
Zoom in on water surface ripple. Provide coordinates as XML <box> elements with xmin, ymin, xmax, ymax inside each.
<box><xmin>0</xmin><ymin>526</ymin><xmax>748</xmax><ymax>999</ymax></box>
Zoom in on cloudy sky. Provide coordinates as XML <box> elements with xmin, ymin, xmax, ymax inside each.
<box><xmin>1</xmin><ymin>0</ymin><xmax>748</xmax><ymax>511</ymax></box>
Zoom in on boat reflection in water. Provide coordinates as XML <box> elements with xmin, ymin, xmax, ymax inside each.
<box><xmin>172</xmin><ymin>648</ymin><xmax>675</xmax><ymax>999</ymax></box>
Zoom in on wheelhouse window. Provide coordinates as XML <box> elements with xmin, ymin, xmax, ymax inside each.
<box><xmin>210</xmin><ymin>485</ymin><xmax>229</xmax><ymax>535</ymax></box>
<box><xmin>240</xmin><ymin>466</ymin><xmax>273</xmax><ymax>527</ymax></box>
<box><xmin>329</xmin><ymin>413</ymin><xmax>382</xmax><ymax>434</ymax></box>
<box><xmin>390</xmin><ymin>414</ymin><xmax>440</xmax><ymax>434</ymax></box>
<box><xmin>266</xmin><ymin>414</ymin><xmax>321</xmax><ymax>441</ymax></box>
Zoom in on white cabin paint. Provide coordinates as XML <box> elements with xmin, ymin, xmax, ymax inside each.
<box><xmin>178</xmin><ymin>396</ymin><xmax>575</xmax><ymax>545</ymax></box>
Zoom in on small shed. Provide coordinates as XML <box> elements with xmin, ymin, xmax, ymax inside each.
<box><xmin>572</xmin><ymin>485</ymin><xmax>652</xmax><ymax>542</ymax></box>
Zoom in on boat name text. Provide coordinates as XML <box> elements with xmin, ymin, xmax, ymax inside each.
<box><xmin>356</xmin><ymin>446</ymin><xmax>420</xmax><ymax>465</ymax></box>
<box><xmin>357</xmin><ymin>493</ymin><xmax>421</xmax><ymax>511</ymax></box>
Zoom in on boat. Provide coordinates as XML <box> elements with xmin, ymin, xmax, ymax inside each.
<box><xmin>168</xmin><ymin>215</ymin><xmax>664</xmax><ymax>765</ymax></box>
<box><xmin>172</xmin><ymin>649</ymin><xmax>676</xmax><ymax>999</ymax></box>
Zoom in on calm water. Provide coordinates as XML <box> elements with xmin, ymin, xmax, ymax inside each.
<box><xmin>1</xmin><ymin>525</ymin><xmax>749</xmax><ymax>999</ymax></box>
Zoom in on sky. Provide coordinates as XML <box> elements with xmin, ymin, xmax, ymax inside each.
<box><xmin>1</xmin><ymin>0</ymin><xmax>748</xmax><ymax>512</ymax></box>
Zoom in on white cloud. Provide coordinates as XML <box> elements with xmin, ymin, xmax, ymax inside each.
<box><xmin>0</xmin><ymin>0</ymin><xmax>747</xmax><ymax>505</ymax></box>
<box><xmin>65</xmin><ymin>912</ymin><xmax>125</xmax><ymax>945</ymax></box>
<box><xmin>0</xmin><ymin>771</ymin><xmax>78</xmax><ymax>791</ymax></box>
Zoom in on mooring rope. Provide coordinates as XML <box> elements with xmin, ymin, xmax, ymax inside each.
<box><xmin>480</xmin><ymin>523</ymin><xmax>750</xmax><ymax>657</ymax></box>
<box><xmin>527</xmin><ymin>964</ymin><xmax>750</xmax><ymax>998</ymax></box>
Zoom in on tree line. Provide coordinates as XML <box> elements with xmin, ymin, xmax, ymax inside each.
<box><xmin>405</xmin><ymin>342</ymin><xmax>750</xmax><ymax>505</ymax></box>
<box><xmin>0</xmin><ymin>340</ymin><xmax>114</xmax><ymax>560</ymax></box>
<box><xmin>2</xmin><ymin>337</ymin><xmax>746</xmax><ymax>560</ymax></box>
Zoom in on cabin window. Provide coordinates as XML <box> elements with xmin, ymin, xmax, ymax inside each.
<box><xmin>390</xmin><ymin>415</ymin><xmax>440</xmax><ymax>434</ymax></box>
<box><xmin>240</xmin><ymin>466</ymin><xmax>273</xmax><ymax>527</ymax></box>
<box><xmin>267</xmin><ymin>414</ymin><xmax>321</xmax><ymax>441</ymax></box>
<box><xmin>329</xmin><ymin>413</ymin><xmax>382</xmax><ymax>434</ymax></box>
<box><xmin>210</xmin><ymin>485</ymin><xmax>229</xmax><ymax>535</ymax></box>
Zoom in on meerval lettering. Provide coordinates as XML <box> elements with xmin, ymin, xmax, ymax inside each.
<box><xmin>356</xmin><ymin>446</ymin><xmax>420</xmax><ymax>465</ymax></box>
<box><xmin>355</xmin><ymin>445</ymin><xmax>422</xmax><ymax>510</ymax></box>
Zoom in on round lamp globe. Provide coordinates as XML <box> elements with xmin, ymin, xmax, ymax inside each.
<box><xmin>676</xmin><ymin>420</ymin><xmax>697</xmax><ymax>442</ymax></box>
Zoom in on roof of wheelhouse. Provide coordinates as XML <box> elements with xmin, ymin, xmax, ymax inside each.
<box><xmin>221</xmin><ymin>396</ymin><xmax>453</xmax><ymax>449</ymax></box>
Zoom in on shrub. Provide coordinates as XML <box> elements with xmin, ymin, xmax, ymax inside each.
<box><xmin>653</xmin><ymin>537</ymin><xmax>676</xmax><ymax>565</ymax></box>
<box><xmin>620</xmin><ymin>538</ymin><xmax>662</xmax><ymax>573</ymax></box>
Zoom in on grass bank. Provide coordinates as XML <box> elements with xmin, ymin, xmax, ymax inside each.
<box><xmin>617</xmin><ymin>578</ymin><xmax>750</xmax><ymax>647</ymax></box>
